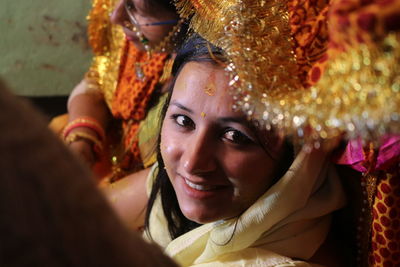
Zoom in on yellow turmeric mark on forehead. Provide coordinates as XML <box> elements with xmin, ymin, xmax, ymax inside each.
<box><xmin>201</xmin><ymin>112</ymin><xmax>206</xmax><ymax>118</ymax></box>
<box><xmin>205</xmin><ymin>84</ymin><xmax>216</xmax><ymax>96</ymax></box>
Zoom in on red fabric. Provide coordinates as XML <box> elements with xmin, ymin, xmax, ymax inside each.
<box><xmin>337</xmin><ymin>135</ymin><xmax>400</xmax><ymax>267</ymax></box>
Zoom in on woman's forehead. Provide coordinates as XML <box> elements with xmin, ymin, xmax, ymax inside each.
<box><xmin>174</xmin><ymin>62</ymin><xmax>228</xmax><ymax>93</ymax></box>
<box><xmin>170</xmin><ymin>62</ymin><xmax>241</xmax><ymax>116</ymax></box>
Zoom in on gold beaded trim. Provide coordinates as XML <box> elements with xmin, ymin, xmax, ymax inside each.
<box><xmin>175</xmin><ymin>0</ymin><xmax>236</xmax><ymax>49</ymax></box>
<box><xmin>65</xmin><ymin>131</ymin><xmax>104</xmax><ymax>155</ymax></box>
<box><xmin>176</xmin><ymin>0</ymin><xmax>400</xmax><ymax>142</ymax></box>
<box><xmin>86</xmin><ymin>0</ymin><xmax>125</xmax><ymax>109</ymax></box>
<box><xmin>358</xmin><ymin>172</ymin><xmax>378</xmax><ymax>266</ymax></box>
<box><xmin>247</xmin><ymin>33</ymin><xmax>400</xmax><ymax>143</ymax></box>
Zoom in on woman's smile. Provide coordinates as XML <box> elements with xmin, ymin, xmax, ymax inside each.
<box><xmin>161</xmin><ymin>61</ymin><xmax>280</xmax><ymax>223</ymax></box>
<box><xmin>182</xmin><ymin>176</ymin><xmax>223</xmax><ymax>191</ymax></box>
<box><xmin>177</xmin><ymin>173</ymin><xmax>231</xmax><ymax>200</ymax></box>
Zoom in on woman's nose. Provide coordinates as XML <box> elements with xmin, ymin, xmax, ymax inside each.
<box><xmin>110</xmin><ymin>0</ymin><xmax>127</xmax><ymax>26</ymax></box>
<box><xmin>182</xmin><ymin>131</ymin><xmax>217</xmax><ymax>175</ymax></box>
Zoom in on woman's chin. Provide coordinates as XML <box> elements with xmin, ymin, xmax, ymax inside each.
<box><xmin>181</xmin><ymin>207</ymin><xmax>224</xmax><ymax>224</ymax></box>
<box><xmin>124</xmin><ymin>36</ymin><xmax>145</xmax><ymax>51</ymax></box>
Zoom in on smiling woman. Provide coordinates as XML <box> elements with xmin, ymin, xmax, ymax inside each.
<box><xmin>104</xmin><ymin>33</ymin><xmax>347</xmax><ymax>266</ymax></box>
<box><xmin>160</xmin><ymin>61</ymin><xmax>284</xmax><ymax>224</ymax></box>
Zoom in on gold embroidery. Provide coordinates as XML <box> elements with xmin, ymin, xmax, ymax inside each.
<box><xmin>176</xmin><ymin>0</ymin><xmax>400</xmax><ymax>141</ymax></box>
<box><xmin>86</xmin><ymin>0</ymin><xmax>125</xmax><ymax>109</ymax></box>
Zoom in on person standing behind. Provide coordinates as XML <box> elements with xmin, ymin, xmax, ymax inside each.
<box><xmin>52</xmin><ymin>0</ymin><xmax>186</xmax><ymax>183</ymax></box>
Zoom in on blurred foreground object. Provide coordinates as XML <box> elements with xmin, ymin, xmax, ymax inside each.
<box><xmin>0</xmin><ymin>78</ymin><xmax>177</xmax><ymax>266</ymax></box>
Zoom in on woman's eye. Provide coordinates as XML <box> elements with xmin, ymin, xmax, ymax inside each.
<box><xmin>224</xmin><ymin>129</ymin><xmax>253</xmax><ymax>145</ymax></box>
<box><xmin>172</xmin><ymin>115</ymin><xmax>195</xmax><ymax>129</ymax></box>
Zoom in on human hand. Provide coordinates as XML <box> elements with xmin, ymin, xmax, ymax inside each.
<box><xmin>68</xmin><ymin>138</ymin><xmax>97</xmax><ymax>167</ymax></box>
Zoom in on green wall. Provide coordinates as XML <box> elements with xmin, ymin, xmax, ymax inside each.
<box><xmin>1</xmin><ymin>0</ymin><xmax>92</xmax><ymax>96</ymax></box>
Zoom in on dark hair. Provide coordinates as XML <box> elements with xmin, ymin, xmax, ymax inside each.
<box><xmin>145</xmin><ymin>0</ymin><xmax>177</xmax><ymax>14</ymax></box>
<box><xmin>145</xmin><ymin>34</ymin><xmax>224</xmax><ymax>240</ymax></box>
<box><xmin>145</xmin><ymin>34</ymin><xmax>294</xmax><ymax>240</ymax></box>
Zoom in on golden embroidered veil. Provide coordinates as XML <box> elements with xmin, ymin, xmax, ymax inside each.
<box><xmin>175</xmin><ymin>0</ymin><xmax>400</xmax><ymax>142</ymax></box>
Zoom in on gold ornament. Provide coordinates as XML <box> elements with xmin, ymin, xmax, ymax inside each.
<box><xmin>176</xmin><ymin>0</ymin><xmax>400</xmax><ymax>142</ymax></box>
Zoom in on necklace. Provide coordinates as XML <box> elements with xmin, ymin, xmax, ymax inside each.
<box><xmin>134</xmin><ymin>61</ymin><xmax>146</xmax><ymax>81</ymax></box>
<box><xmin>125</xmin><ymin>19</ymin><xmax>184</xmax><ymax>81</ymax></box>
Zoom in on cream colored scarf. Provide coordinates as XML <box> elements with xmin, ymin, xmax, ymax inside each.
<box><xmin>145</xmin><ymin>146</ymin><xmax>346</xmax><ymax>266</ymax></box>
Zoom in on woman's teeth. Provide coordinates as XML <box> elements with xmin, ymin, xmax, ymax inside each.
<box><xmin>184</xmin><ymin>178</ymin><xmax>218</xmax><ymax>191</ymax></box>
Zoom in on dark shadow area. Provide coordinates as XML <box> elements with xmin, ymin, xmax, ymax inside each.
<box><xmin>23</xmin><ymin>96</ymin><xmax>68</xmax><ymax>121</ymax></box>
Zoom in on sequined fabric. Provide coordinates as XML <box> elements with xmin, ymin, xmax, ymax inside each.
<box><xmin>328</xmin><ymin>1</ymin><xmax>400</xmax><ymax>264</ymax></box>
<box><xmin>111</xmin><ymin>42</ymin><xmax>168</xmax><ymax>171</ymax></box>
<box><xmin>86</xmin><ymin>0</ymin><xmax>125</xmax><ymax>109</ymax></box>
<box><xmin>334</xmin><ymin>135</ymin><xmax>400</xmax><ymax>267</ymax></box>
<box><xmin>177</xmin><ymin>1</ymin><xmax>400</xmax><ymax>266</ymax></box>
<box><xmin>288</xmin><ymin>0</ymin><xmax>329</xmax><ymax>87</ymax></box>
<box><xmin>85</xmin><ymin>0</ymin><xmax>170</xmax><ymax>178</ymax></box>
<box><xmin>176</xmin><ymin>0</ymin><xmax>400</xmax><ymax>142</ymax></box>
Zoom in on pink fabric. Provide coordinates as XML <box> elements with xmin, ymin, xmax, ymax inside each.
<box><xmin>335</xmin><ymin>138</ymin><xmax>366</xmax><ymax>172</ymax></box>
<box><xmin>376</xmin><ymin>135</ymin><xmax>400</xmax><ymax>170</ymax></box>
<box><xmin>335</xmin><ymin>135</ymin><xmax>400</xmax><ymax>172</ymax></box>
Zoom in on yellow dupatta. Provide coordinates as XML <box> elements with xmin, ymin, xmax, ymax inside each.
<box><xmin>145</xmin><ymin>146</ymin><xmax>346</xmax><ymax>266</ymax></box>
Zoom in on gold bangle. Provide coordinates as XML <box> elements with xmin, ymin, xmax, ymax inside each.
<box><xmin>65</xmin><ymin>131</ymin><xmax>103</xmax><ymax>155</ymax></box>
<box><xmin>62</xmin><ymin>117</ymin><xmax>106</xmax><ymax>142</ymax></box>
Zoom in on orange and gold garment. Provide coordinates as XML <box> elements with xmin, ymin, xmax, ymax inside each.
<box><xmin>328</xmin><ymin>0</ymin><xmax>400</xmax><ymax>266</ymax></box>
<box><xmin>88</xmin><ymin>0</ymin><xmax>171</xmax><ymax>181</ymax></box>
<box><xmin>288</xmin><ymin>1</ymin><xmax>400</xmax><ymax>266</ymax></box>
<box><xmin>54</xmin><ymin>0</ymin><xmax>171</xmax><ymax>181</ymax></box>
<box><xmin>176</xmin><ymin>0</ymin><xmax>400</xmax><ymax>266</ymax></box>
<box><xmin>106</xmin><ymin>41</ymin><xmax>169</xmax><ymax>180</ymax></box>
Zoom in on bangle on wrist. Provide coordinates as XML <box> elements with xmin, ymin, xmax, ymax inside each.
<box><xmin>65</xmin><ymin>131</ymin><xmax>103</xmax><ymax>156</ymax></box>
<box><xmin>63</xmin><ymin>116</ymin><xmax>106</xmax><ymax>142</ymax></box>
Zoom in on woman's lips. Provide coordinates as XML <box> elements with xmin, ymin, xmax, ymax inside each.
<box><xmin>123</xmin><ymin>28</ymin><xmax>139</xmax><ymax>42</ymax></box>
<box><xmin>125</xmin><ymin>33</ymin><xmax>138</xmax><ymax>42</ymax></box>
<box><xmin>178</xmin><ymin>174</ymin><xmax>229</xmax><ymax>199</ymax></box>
<box><xmin>184</xmin><ymin>178</ymin><xmax>220</xmax><ymax>191</ymax></box>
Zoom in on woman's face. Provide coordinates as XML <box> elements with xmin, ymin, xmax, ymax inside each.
<box><xmin>111</xmin><ymin>0</ymin><xmax>178</xmax><ymax>51</ymax></box>
<box><xmin>161</xmin><ymin>62</ymin><xmax>282</xmax><ymax>224</ymax></box>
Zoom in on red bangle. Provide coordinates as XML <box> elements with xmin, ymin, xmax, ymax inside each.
<box><xmin>63</xmin><ymin>117</ymin><xmax>106</xmax><ymax>142</ymax></box>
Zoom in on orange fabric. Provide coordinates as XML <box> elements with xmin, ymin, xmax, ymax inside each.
<box><xmin>345</xmin><ymin>142</ymin><xmax>400</xmax><ymax>267</ymax></box>
<box><xmin>370</xmin><ymin>170</ymin><xmax>400</xmax><ymax>267</ymax></box>
<box><xmin>328</xmin><ymin>0</ymin><xmax>400</xmax><ymax>50</ymax></box>
<box><xmin>111</xmin><ymin>41</ymin><xmax>168</xmax><ymax>174</ymax></box>
<box><xmin>327</xmin><ymin>1</ymin><xmax>400</xmax><ymax>266</ymax></box>
<box><xmin>288</xmin><ymin>0</ymin><xmax>330</xmax><ymax>88</ymax></box>
<box><xmin>50</xmin><ymin>42</ymin><xmax>168</xmax><ymax>181</ymax></box>
<box><xmin>289</xmin><ymin>1</ymin><xmax>400</xmax><ymax>266</ymax></box>
<box><xmin>361</xmin><ymin>143</ymin><xmax>400</xmax><ymax>267</ymax></box>
<box><xmin>289</xmin><ymin>0</ymin><xmax>400</xmax><ymax>89</ymax></box>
